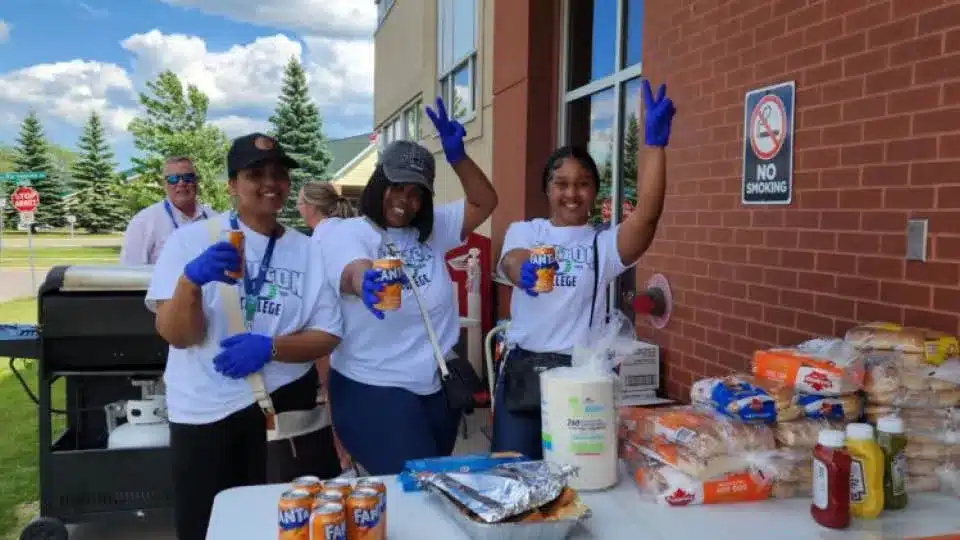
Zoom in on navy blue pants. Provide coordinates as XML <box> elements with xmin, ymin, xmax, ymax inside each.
<box><xmin>328</xmin><ymin>369</ymin><xmax>461</xmax><ymax>475</ymax></box>
<box><xmin>490</xmin><ymin>368</ymin><xmax>544</xmax><ymax>459</ymax></box>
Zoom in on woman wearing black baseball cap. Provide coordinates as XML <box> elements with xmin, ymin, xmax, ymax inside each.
<box><xmin>146</xmin><ymin>133</ymin><xmax>344</xmax><ymax>540</ymax></box>
<box><xmin>318</xmin><ymin>97</ymin><xmax>498</xmax><ymax>475</ymax></box>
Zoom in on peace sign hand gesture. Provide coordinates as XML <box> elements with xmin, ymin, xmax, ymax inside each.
<box><xmin>642</xmin><ymin>80</ymin><xmax>676</xmax><ymax>148</ymax></box>
<box><xmin>425</xmin><ymin>96</ymin><xmax>467</xmax><ymax>166</ymax></box>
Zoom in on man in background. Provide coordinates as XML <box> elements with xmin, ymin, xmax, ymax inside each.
<box><xmin>120</xmin><ymin>156</ymin><xmax>216</xmax><ymax>265</ymax></box>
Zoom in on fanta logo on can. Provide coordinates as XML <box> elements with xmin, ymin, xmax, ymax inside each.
<box><xmin>530</xmin><ymin>252</ymin><xmax>555</xmax><ymax>266</ymax></box>
<box><xmin>322</xmin><ymin>522</ymin><xmax>346</xmax><ymax>540</ymax></box>
<box><xmin>379</xmin><ymin>267</ymin><xmax>403</xmax><ymax>283</ymax></box>
<box><xmin>278</xmin><ymin>506</ymin><xmax>310</xmax><ymax>530</ymax></box>
<box><xmin>352</xmin><ymin>506</ymin><xmax>381</xmax><ymax>528</ymax></box>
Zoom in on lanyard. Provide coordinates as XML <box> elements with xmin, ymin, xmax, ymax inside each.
<box><xmin>164</xmin><ymin>200</ymin><xmax>209</xmax><ymax>230</ymax></box>
<box><xmin>229</xmin><ymin>214</ymin><xmax>279</xmax><ymax>329</ymax></box>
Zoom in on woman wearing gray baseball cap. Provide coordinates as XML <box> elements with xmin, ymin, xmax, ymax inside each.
<box><xmin>317</xmin><ymin>97</ymin><xmax>498</xmax><ymax>474</ymax></box>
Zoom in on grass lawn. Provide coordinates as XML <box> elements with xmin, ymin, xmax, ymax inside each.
<box><xmin>0</xmin><ymin>246</ymin><xmax>120</xmax><ymax>268</ymax></box>
<box><xmin>0</xmin><ymin>298</ymin><xmax>65</xmax><ymax>539</ymax></box>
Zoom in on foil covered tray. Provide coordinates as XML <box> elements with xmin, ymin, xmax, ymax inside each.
<box><xmin>426</xmin><ymin>487</ymin><xmax>590</xmax><ymax>540</ymax></box>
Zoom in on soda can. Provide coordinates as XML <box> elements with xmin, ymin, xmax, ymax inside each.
<box><xmin>530</xmin><ymin>246</ymin><xmax>557</xmax><ymax>293</ymax></box>
<box><xmin>292</xmin><ymin>476</ymin><xmax>324</xmax><ymax>497</ymax></box>
<box><xmin>278</xmin><ymin>488</ymin><xmax>313</xmax><ymax>540</ymax></box>
<box><xmin>372</xmin><ymin>258</ymin><xmax>403</xmax><ymax>311</ymax></box>
<box><xmin>346</xmin><ymin>487</ymin><xmax>384</xmax><ymax>540</ymax></box>
<box><xmin>322</xmin><ymin>478</ymin><xmax>353</xmax><ymax>501</ymax></box>
<box><xmin>221</xmin><ymin>228</ymin><xmax>244</xmax><ymax>280</ymax></box>
<box><xmin>354</xmin><ymin>479</ymin><xmax>386</xmax><ymax>537</ymax></box>
<box><xmin>309</xmin><ymin>502</ymin><xmax>346</xmax><ymax>540</ymax></box>
<box><xmin>314</xmin><ymin>489</ymin><xmax>344</xmax><ymax>508</ymax></box>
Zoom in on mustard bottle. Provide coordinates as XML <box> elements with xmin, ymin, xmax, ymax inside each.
<box><xmin>845</xmin><ymin>423</ymin><xmax>885</xmax><ymax>519</ymax></box>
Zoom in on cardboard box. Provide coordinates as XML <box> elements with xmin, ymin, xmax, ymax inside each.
<box><xmin>618</xmin><ymin>341</ymin><xmax>662</xmax><ymax>406</ymax></box>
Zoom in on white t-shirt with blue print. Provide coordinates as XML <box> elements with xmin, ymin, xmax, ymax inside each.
<box><xmin>145</xmin><ymin>213</ymin><xmax>343</xmax><ymax>425</ymax></box>
<box><xmin>498</xmin><ymin>219</ymin><xmax>633</xmax><ymax>355</ymax></box>
<box><xmin>319</xmin><ymin>201</ymin><xmax>466</xmax><ymax>395</ymax></box>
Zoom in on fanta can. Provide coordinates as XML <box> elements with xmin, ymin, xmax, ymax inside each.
<box><xmin>373</xmin><ymin>257</ymin><xmax>403</xmax><ymax>311</ymax></box>
<box><xmin>221</xmin><ymin>228</ymin><xmax>244</xmax><ymax>280</ymax></box>
<box><xmin>315</xmin><ymin>488</ymin><xmax>345</xmax><ymax>508</ymax></box>
<box><xmin>346</xmin><ymin>487</ymin><xmax>384</xmax><ymax>540</ymax></box>
<box><xmin>354</xmin><ymin>479</ymin><xmax>386</xmax><ymax>536</ymax></box>
<box><xmin>322</xmin><ymin>478</ymin><xmax>353</xmax><ymax>501</ymax></box>
<box><xmin>530</xmin><ymin>246</ymin><xmax>557</xmax><ymax>293</ymax></box>
<box><xmin>292</xmin><ymin>476</ymin><xmax>324</xmax><ymax>497</ymax></box>
<box><xmin>309</xmin><ymin>502</ymin><xmax>346</xmax><ymax>540</ymax></box>
<box><xmin>278</xmin><ymin>488</ymin><xmax>313</xmax><ymax>540</ymax></box>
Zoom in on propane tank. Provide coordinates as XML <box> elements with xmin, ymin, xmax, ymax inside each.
<box><xmin>105</xmin><ymin>379</ymin><xmax>170</xmax><ymax>449</ymax></box>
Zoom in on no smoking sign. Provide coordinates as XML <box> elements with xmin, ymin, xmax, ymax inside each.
<box><xmin>742</xmin><ymin>81</ymin><xmax>795</xmax><ymax>205</ymax></box>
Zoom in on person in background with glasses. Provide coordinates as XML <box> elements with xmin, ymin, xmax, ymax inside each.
<box><xmin>120</xmin><ymin>155</ymin><xmax>216</xmax><ymax>265</ymax></box>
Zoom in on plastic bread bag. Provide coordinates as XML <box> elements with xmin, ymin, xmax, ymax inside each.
<box><xmin>690</xmin><ymin>375</ymin><xmax>780</xmax><ymax>424</ymax></box>
<box><xmin>573</xmin><ymin>309</ymin><xmax>647</xmax><ymax>383</ymax></box>
<box><xmin>618</xmin><ymin>406</ymin><xmax>776</xmax><ymax>460</ymax></box>
<box><xmin>399</xmin><ymin>452</ymin><xmax>530</xmax><ymax>492</ymax></box>
<box><xmin>774</xmin><ymin>418</ymin><xmax>848</xmax><ymax>448</ymax></box>
<box><xmin>936</xmin><ymin>463</ymin><xmax>960</xmax><ymax>497</ymax></box>
<box><xmin>864</xmin><ymin>355</ymin><xmax>960</xmax><ymax>408</ymax></box>
<box><xmin>845</xmin><ymin>322</ymin><xmax>959</xmax><ymax>366</ymax></box>
<box><xmin>909</xmin><ymin>456</ymin><xmax>960</xmax><ymax>477</ymax></box>
<box><xmin>418</xmin><ymin>461</ymin><xmax>581</xmax><ymax>523</ymax></box>
<box><xmin>753</xmin><ymin>338</ymin><xmax>866</xmax><ymax>396</ymax></box>
<box><xmin>864</xmin><ymin>405</ymin><xmax>960</xmax><ymax>431</ymax></box>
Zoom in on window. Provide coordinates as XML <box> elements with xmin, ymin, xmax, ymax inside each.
<box><xmin>437</xmin><ymin>0</ymin><xmax>477</xmax><ymax>121</ymax></box>
<box><xmin>561</xmin><ymin>0</ymin><xmax>643</xmax><ymax>318</ymax></box>
<box><xmin>376</xmin><ymin>0</ymin><xmax>395</xmax><ymax>27</ymax></box>
<box><xmin>378</xmin><ymin>99</ymin><xmax>424</xmax><ymax>150</ymax></box>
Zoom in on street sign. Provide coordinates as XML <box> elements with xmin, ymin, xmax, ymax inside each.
<box><xmin>19</xmin><ymin>211</ymin><xmax>35</xmax><ymax>225</ymax></box>
<box><xmin>11</xmin><ymin>186</ymin><xmax>39</xmax><ymax>212</ymax></box>
<box><xmin>0</xmin><ymin>171</ymin><xmax>46</xmax><ymax>185</ymax></box>
<box><xmin>741</xmin><ymin>81</ymin><xmax>795</xmax><ymax>205</ymax></box>
<box><xmin>66</xmin><ymin>215</ymin><xmax>77</xmax><ymax>224</ymax></box>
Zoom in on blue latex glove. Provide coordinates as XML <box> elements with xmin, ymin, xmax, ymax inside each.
<box><xmin>361</xmin><ymin>268</ymin><xmax>385</xmax><ymax>320</ymax></box>
<box><xmin>425</xmin><ymin>96</ymin><xmax>467</xmax><ymax>166</ymax></box>
<box><xmin>213</xmin><ymin>333</ymin><xmax>273</xmax><ymax>379</ymax></box>
<box><xmin>517</xmin><ymin>260</ymin><xmax>540</xmax><ymax>297</ymax></box>
<box><xmin>184</xmin><ymin>241</ymin><xmax>241</xmax><ymax>287</ymax></box>
<box><xmin>642</xmin><ymin>79</ymin><xmax>676</xmax><ymax>148</ymax></box>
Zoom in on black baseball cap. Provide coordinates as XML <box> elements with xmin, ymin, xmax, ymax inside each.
<box><xmin>227</xmin><ymin>133</ymin><xmax>299</xmax><ymax>178</ymax></box>
<box><xmin>380</xmin><ymin>140</ymin><xmax>435</xmax><ymax>193</ymax></box>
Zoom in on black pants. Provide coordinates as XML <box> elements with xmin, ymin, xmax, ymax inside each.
<box><xmin>170</xmin><ymin>369</ymin><xmax>342</xmax><ymax>540</ymax></box>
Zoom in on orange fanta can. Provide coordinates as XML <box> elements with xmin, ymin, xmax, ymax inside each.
<box><xmin>278</xmin><ymin>488</ymin><xmax>313</xmax><ymax>540</ymax></box>
<box><xmin>346</xmin><ymin>487</ymin><xmax>384</xmax><ymax>540</ymax></box>
<box><xmin>530</xmin><ymin>246</ymin><xmax>557</xmax><ymax>293</ymax></box>
<box><xmin>373</xmin><ymin>258</ymin><xmax>403</xmax><ymax>311</ymax></box>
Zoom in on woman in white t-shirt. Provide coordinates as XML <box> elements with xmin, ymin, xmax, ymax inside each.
<box><xmin>319</xmin><ymin>98</ymin><xmax>498</xmax><ymax>475</ymax></box>
<box><xmin>146</xmin><ymin>133</ymin><xmax>344</xmax><ymax>540</ymax></box>
<box><xmin>491</xmin><ymin>80</ymin><xmax>676</xmax><ymax>459</ymax></box>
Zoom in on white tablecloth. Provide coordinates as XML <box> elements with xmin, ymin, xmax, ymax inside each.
<box><xmin>207</xmin><ymin>474</ymin><xmax>960</xmax><ymax>539</ymax></box>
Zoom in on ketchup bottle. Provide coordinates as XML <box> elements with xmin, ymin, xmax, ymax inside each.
<box><xmin>811</xmin><ymin>429</ymin><xmax>852</xmax><ymax>529</ymax></box>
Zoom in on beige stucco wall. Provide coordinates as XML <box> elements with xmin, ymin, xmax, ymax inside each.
<box><xmin>373</xmin><ymin>0</ymin><xmax>494</xmax><ymax>236</ymax></box>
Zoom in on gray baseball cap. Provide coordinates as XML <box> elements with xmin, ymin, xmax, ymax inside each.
<box><xmin>380</xmin><ymin>140</ymin><xmax>436</xmax><ymax>193</ymax></box>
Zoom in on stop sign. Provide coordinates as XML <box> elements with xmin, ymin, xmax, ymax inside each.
<box><xmin>11</xmin><ymin>186</ymin><xmax>39</xmax><ymax>212</ymax></box>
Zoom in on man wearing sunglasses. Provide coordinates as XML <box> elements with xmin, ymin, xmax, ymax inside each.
<box><xmin>120</xmin><ymin>156</ymin><xmax>216</xmax><ymax>265</ymax></box>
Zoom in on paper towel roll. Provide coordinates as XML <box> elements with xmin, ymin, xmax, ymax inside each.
<box><xmin>540</xmin><ymin>367</ymin><xmax>618</xmax><ymax>491</ymax></box>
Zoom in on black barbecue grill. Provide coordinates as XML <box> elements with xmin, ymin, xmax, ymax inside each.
<box><xmin>18</xmin><ymin>265</ymin><xmax>173</xmax><ymax>540</ymax></box>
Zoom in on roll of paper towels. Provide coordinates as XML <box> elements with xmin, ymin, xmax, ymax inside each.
<box><xmin>540</xmin><ymin>367</ymin><xmax>618</xmax><ymax>491</ymax></box>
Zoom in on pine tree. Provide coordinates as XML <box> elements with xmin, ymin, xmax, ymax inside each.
<box><xmin>269</xmin><ymin>57</ymin><xmax>333</xmax><ymax>226</ymax></box>
<box><xmin>12</xmin><ymin>112</ymin><xmax>66</xmax><ymax>228</ymax></box>
<box><xmin>621</xmin><ymin>114</ymin><xmax>640</xmax><ymax>211</ymax></box>
<box><xmin>71</xmin><ymin>113</ymin><xmax>125</xmax><ymax>232</ymax></box>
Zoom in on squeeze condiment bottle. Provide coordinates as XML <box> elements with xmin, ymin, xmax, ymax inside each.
<box><xmin>811</xmin><ymin>429</ymin><xmax>852</xmax><ymax>529</ymax></box>
<box><xmin>845</xmin><ymin>423</ymin><xmax>885</xmax><ymax>519</ymax></box>
<box><xmin>877</xmin><ymin>416</ymin><xmax>908</xmax><ymax>510</ymax></box>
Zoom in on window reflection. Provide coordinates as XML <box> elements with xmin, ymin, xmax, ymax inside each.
<box><xmin>623</xmin><ymin>0</ymin><xmax>644</xmax><ymax>68</ymax></box>
<box><xmin>567</xmin><ymin>0</ymin><xmax>617</xmax><ymax>90</ymax></box>
<box><xmin>618</xmin><ymin>77</ymin><xmax>643</xmax><ymax>319</ymax></box>
<box><xmin>452</xmin><ymin>0</ymin><xmax>475</xmax><ymax>64</ymax></box>
<box><xmin>565</xmin><ymin>87</ymin><xmax>616</xmax><ymax>225</ymax></box>
<box><xmin>452</xmin><ymin>64</ymin><xmax>472</xmax><ymax>120</ymax></box>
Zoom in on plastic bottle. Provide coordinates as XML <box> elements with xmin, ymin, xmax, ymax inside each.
<box><xmin>845</xmin><ymin>423</ymin><xmax>885</xmax><ymax>519</ymax></box>
<box><xmin>811</xmin><ymin>429</ymin><xmax>852</xmax><ymax>530</ymax></box>
<box><xmin>877</xmin><ymin>416</ymin><xmax>909</xmax><ymax>510</ymax></box>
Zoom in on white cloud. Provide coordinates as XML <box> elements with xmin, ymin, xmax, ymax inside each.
<box><xmin>0</xmin><ymin>20</ymin><xmax>10</xmax><ymax>44</ymax></box>
<box><xmin>302</xmin><ymin>36</ymin><xmax>374</xmax><ymax>112</ymax></box>
<box><xmin>211</xmin><ymin>115</ymin><xmax>271</xmax><ymax>137</ymax></box>
<box><xmin>158</xmin><ymin>0</ymin><xmax>375</xmax><ymax>39</ymax></box>
<box><xmin>0</xmin><ymin>60</ymin><xmax>137</xmax><ymax>134</ymax></box>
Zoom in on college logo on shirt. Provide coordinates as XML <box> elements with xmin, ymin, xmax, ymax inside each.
<box><xmin>548</xmin><ymin>243</ymin><xmax>596</xmax><ymax>288</ymax></box>
<box><xmin>242</xmin><ymin>265</ymin><xmax>305</xmax><ymax>317</ymax></box>
<box><xmin>378</xmin><ymin>243</ymin><xmax>434</xmax><ymax>289</ymax></box>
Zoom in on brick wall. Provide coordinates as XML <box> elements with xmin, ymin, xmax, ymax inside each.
<box><xmin>637</xmin><ymin>0</ymin><xmax>960</xmax><ymax>400</ymax></box>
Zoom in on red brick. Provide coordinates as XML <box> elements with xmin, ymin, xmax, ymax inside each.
<box><xmin>862</xmin><ymin>164</ymin><xmax>909</xmax><ymax>186</ymax></box>
<box><xmin>941</xmin><ymin>134</ymin><xmax>960</xmax><ymax>158</ymax></box>
<box><xmin>819</xmin><ymin>168</ymin><xmax>861</xmax><ymax>189</ymax></box>
<box><xmin>857</xmin><ymin>256</ymin><xmax>905</xmax><ymax>279</ymax></box>
<box><xmin>844</xmin><ymin>49</ymin><xmax>890</xmax><ymax>77</ymax></box>
<box><xmin>916</xmin><ymin>53</ymin><xmax>960</xmax><ymax>85</ymax></box>
<box><xmin>864</xmin><ymin>66</ymin><xmax>913</xmax><ymax>95</ymax></box>
<box><xmin>839</xmin><ymin>188</ymin><xmax>884</xmax><ymax>209</ymax></box>
<box><xmin>838</xmin><ymin>233</ymin><xmax>881</xmax><ymax>254</ymax></box>
<box><xmin>862</xmin><ymin>211</ymin><xmax>908</xmax><ymax>232</ymax></box>
<box><xmin>890</xmin><ymin>34</ymin><xmax>943</xmax><ymax>66</ymax></box>
<box><xmin>837</xmin><ymin>276</ymin><xmax>880</xmax><ymax>301</ymax></box>
<box><xmin>863</xmin><ymin>115</ymin><xmax>911</xmax><ymax>141</ymax></box>
<box><xmin>935</xmin><ymin>236</ymin><xmax>960</xmax><ymax>259</ymax></box>
<box><xmin>820</xmin><ymin>211</ymin><xmax>861</xmax><ymax>230</ymax></box>
<box><xmin>911</xmin><ymin>161</ymin><xmax>960</xmax><ymax>185</ymax></box>
<box><xmin>815</xmin><ymin>294</ymin><xmax>857</xmax><ymax>319</ymax></box>
<box><xmin>888</xmin><ymin>87</ymin><xmax>940</xmax><ymax>115</ymax></box>
<box><xmin>841</xmin><ymin>143</ymin><xmax>884</xmax><ymax>165</ymax></box>
<box><xmin>842</xmin><ymin>95</ymin><xmax>887</xmax><ymax>121</ymax></box>
<box><xmin>880</xmin><ymin>281</ymin><xmax>933</xmax><ymax>308</ymax></box>
<box><xmin>867</xmin><ymin>17</ymin><xmax>918</xmax><ymax>48</ymax></box>
<box><xmin>856</xmin><ymin>301</ymin><xmax>904</xmax><ymax>323</ymax></box>
<box><xmin>886</xmin><ymin>138</ymin><xmax>938</xmax><ymax>162</ymax></box>
<box><xmin>825</xmin><ymin>33</ymin><xmax>867</xmax><ymax>60</ymax></box>
<box><xmin>884</xmin><ymin>186</ymin><xmax>936</xmax><ymax>208</ymax></box>
<box><xmin>817</xmin><ymin>252</ymin><xmax>856</xmax><ymax>273</ymax></box>
<box><xmin>903</xmin><ymin>309</ymin><xmax>959</xmax><ymax>335</ymax></box>
<box><xmin>906</xmin><ymin>261</ymin><xmax>960</xmax><ymax>286</ymax></box>
<box><xmin>933</xmin><ymin>287</ymin><xmax>960</xmax><ymax>312</ymax></box>
<box><xmin>892</xmin><ymin>0</ymin><xmax>944</xmax><ymax>19</ymax></box>
<box><xmin>917</xmin><ymin>3</ymin><xmax>960</xmax><ymax>35</ymax></box>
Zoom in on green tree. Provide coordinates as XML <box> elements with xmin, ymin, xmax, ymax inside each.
<box><xmin>70</xmin><ymin>112</ymin><xmax>126</xmax><ymax>232</ymax></box>
<box><xmin>620</xmin><ymin>113</ymin><xmax>640</xmax><ymax>213</ymax></box>
<box><xmin>10</xmin><ymin>112</ymin><xmax>67</xmax><ymax>228</ymax></box>
<box><xmin>269</xmin><ymin>57</ymin><xmax>332</xmax><ymax>226</ymax></box>
<box><xmin>128</xmin><ymin>70</ymin><xmax>230</xmax><ymax>214</ymax></box>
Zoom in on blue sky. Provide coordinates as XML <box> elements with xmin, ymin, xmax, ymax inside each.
<box><xmin>0</xmin><ymin>0</ymin><xmax>376</xmax><ymax>169</ymax></box>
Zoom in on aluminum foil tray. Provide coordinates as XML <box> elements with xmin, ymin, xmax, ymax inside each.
<box><xmin>426</xmin><ymin>487</ymin><xmax>591</xmax><ymax>540</ymax></box>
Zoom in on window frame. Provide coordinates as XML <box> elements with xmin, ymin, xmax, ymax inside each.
<box><xmin>557</xmin><ymin>0</ymin><xmax>644</xmax><ymax>315</ymax></box>
<box><xmin>378</xmin><ymin>98</ymin><xmax>424</xmax><ymax>151</ymax></box>
<box><xmin>436</xmin><ymin>0</ymin><xmax>479</xmax><ymax>122</ymax></box>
